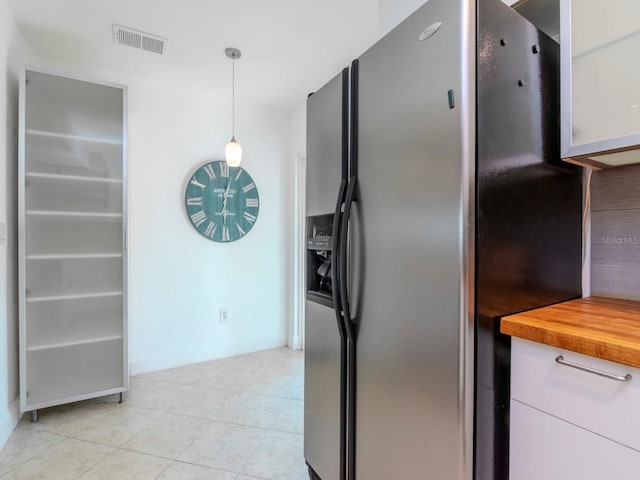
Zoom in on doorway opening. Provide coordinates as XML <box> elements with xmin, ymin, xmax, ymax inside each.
<box><xmin>293</xmin><ymin>150</ymin><xmax>306</xmax><ymax>351</ymax></box>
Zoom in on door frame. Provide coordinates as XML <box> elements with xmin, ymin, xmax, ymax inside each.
<box><xmin>292</xmin><ymin>150</ymin><xmax>307</xmax><ymax>351</ymax></box>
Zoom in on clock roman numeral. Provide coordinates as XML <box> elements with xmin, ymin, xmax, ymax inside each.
<box><xmin>245</xmin><ymin>198</ymin><xmax>259</xmax><ymax>208</ymax></box>
<box><xmin>219</xmin><ymin>162</ymin><xmax>229</xmax><ymax>178</ymax></box>
<box><xmin>204</xmin><ymin>164</ymin><xmax>216</xmax><ymax>180</ymax></box>
<box><xmin>203</xmin><ymin>221</ymin><xmax>217</xmax><ymax>239</ymax></box>
<box><xmin>236</xmin><ymin>224</ymin><xmax>246</xmax><ymax>236</ymax></box>
<box><xmin>242</xmin><ymin>182</ymin><xmax>256</xmax><ymax>193</ymax></box>
<box><xmin>243</xmin><ymin>212</ymin><xmax>257</xmax><ymax>224</ymax></box>
<box><xmin>235</xmin><ymin>169</ymin><xmax>243</xmax><ymax>181</ymax></box>
<box><xmin>222</xmin><ymin>226</ymin><xmax>230</xmax><ymax>241</ymax></box>
<box><xmin>190</xmin><ymin>210</ymin><xmax>207</xmax><ymax>227</ymax></box>
<box><xmin>187</xmin><ymin>196</ymin><xmax>203</xmax><ymax>206</ymax></box>
<box><xmin>190</xmin><ymin>178</ymin><xmax>206</xmax><ymax>190</ymax></box>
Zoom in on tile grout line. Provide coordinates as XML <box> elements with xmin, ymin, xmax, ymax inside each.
<box><xmin>28</xmin><ymin>404</ymin><xmax>301</xmax><ymax>443</ymax></box>
<box><xmin>73</xmin><ymin>444</ymin><xmax>117</xmax><ymax>479</ymax></box>
<box><xmin>152</xmin><ymin>458</ymin><xmax>174</xmax><ymax>480</ymax></box>
<box><xmin>132</xmin><ymin>374</ymin><xmax>303</xmax><ymax>401</ymax></box>
<box><xmin>236</xmin><ymin>429</ymin><xmax>269</xmax><ymax>479</ymax></box>
<box><xmin>0</xmin><ymin>430</ymin><xmax>68</xmax><ymax>478</ymax></box>
<box><xmin>165</xmin><ymin>457</ymin><xmax>238</xmax><ymax>477</ymax></box>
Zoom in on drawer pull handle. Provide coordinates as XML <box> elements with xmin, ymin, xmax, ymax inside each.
<box><xmin>555</xmin><ymin>356</ymin><xmax>632</xmax><ymax>382</ymax></box>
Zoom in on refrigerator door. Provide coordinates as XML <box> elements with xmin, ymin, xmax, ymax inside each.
<box><xmin>305</xmin><ymin>71</ymin><xmax>347</xmax><ymax>480</ymax></box>
<box><xmin>351</xmin><ymin>0</ymin><xmax>473</xmax><ymax>478</ymax></box>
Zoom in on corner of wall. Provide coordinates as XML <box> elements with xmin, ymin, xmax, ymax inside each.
<box><xmin>1</xmin><ymin>0</ymin><xmax>30</xmax><ymax>449</ymax></box>
<box><xmin>0</xmin><ymin>398</ymin><xmax>20</xmax><ymax>447</ymax></box>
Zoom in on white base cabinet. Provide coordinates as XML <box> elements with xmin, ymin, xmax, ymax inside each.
<box><xmin>511</xmin><ymin>400</ymin><xmax>640</xmax><ymax>480</ymax></box>
<box><xmin>509</xmin><ymin>338</ymin><xmax>640</xmax><ymax>478</ymax></box>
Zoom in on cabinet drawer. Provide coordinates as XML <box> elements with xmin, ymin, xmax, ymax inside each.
<box><xmin>511</xmin><ymin>338</ymin><xmax>640</xmax><ymax>451</ymax></box>
<box><xmin>510</xmin><ymin>400</ymin><xmax>640</xmax><ymax>480</ymax></box>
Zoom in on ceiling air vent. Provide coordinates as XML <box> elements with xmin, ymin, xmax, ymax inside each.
<box><xmin>112</xmin><ymin>24</ymin><xmax>167</xmax><ymax>55</ymax></box>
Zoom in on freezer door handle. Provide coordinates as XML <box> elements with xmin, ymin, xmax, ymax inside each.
<box><xmin>332</xmin><ymin>67</ymin><xmax>351</xmax><ymax>480</ymax></box>
<box><xmin>331</xmin><ymin>66</ymin><xmax>350</xmax><ymax>341</ymax></box>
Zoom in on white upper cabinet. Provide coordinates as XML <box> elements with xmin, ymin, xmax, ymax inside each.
<box><xmin>562</xmin><ymin>0</ymin><xmax>640</xmax><ymax>168</ymax></box>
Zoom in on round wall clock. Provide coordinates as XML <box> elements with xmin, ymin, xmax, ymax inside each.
<box><xmin>185</xmin><ymin>160</ymin><xmax>260</xmax><ymax>242</ymax></box>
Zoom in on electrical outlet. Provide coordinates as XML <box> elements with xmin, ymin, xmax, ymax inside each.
<box><xmin>219</xmin><ymin>308</ymin><xmax>229</xmax><ymax>323</ymax></box>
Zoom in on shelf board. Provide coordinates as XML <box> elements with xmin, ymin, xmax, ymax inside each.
<box><xmin>26</xmin><ymin>210</ymin><xmax>122</xmax><ymax>218</ymax></box>
<box><xmin>27</xmin><ymin>334</ymin><xmax>124</xmax><ymax>352</ymax></box>
<box><xmin>26</xmin><ymin>172</ymin><xmax>123</xmax><ymax>184</ymax></box>
<box><xmin>26</xmin><ymin>253</ymin><xmax>123</xmax><ymax>260</ymax></box>
<box><xmin>26</xmin><ymin>291</ymin><xmax>123</xmax><ymax>303</ymax></box>
<box><xmin>26</xmin><ymin>129</ymin><xmax>123</xmax><ymax>146</ymax></box>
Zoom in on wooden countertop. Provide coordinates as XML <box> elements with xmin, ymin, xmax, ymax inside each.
<box><xmin>501</xmin><ymin>297</ymin><xmax>640</xmax><ymax>369</ymax></box>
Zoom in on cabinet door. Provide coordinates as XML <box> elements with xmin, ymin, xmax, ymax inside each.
<box><xmin>561</xmin><ymin>0</ymin><xmax>640</xmax><ymax>167</ymax></box>
<box><xmin>510</xmin><ymin>400</ymin><xmax>640</xmax><ymax>480</ymax></box>
<box><xmin>511</xmin><ymin>338</ymin><xmax>640</xmax><ymax>452</ymax></box>
<box><xmin>20</xmin><ymin>70</ymin><xmax>128</xmax><ymax>411</ymax></box>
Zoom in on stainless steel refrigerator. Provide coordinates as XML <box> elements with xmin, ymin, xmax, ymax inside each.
<box><xmin>304</xmin><ymin>0</ymin><xmax>582</xmax><ymax>479</ymax></box>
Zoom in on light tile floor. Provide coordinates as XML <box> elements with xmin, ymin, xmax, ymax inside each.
<box><xmin>0</xmin><ymin>348</ymin><xmax>307</xmax><ymax>480</ymax></box>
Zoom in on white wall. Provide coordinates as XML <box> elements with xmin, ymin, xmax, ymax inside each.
<box><xmin>18</xmin><ymin>55</ymin><xmax>292</xmax><ymax>376</ymax></box>
<box><xmin>0</xmin><ymin>0</ymin><xmax>28</xmax><ymax>447</ymax></box>
<box><xmin>378</xmin><ymin>0</ymin><xmax>428</xmax><ymax>35</ymax></box>
<box><xmin>126</xmin><ymin>80</ymin><xmax>291</xmax><ymax>374</ymax></box>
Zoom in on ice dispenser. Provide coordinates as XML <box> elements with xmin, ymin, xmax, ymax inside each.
<box><xmin>306</xmin><ymin>214</ymin><xmax>335</xmax><ymax>307</ymax></box>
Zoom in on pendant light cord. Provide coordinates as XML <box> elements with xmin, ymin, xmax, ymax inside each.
<box><xmin>232</xmin><ymin>53</ymin><xmax>235</xmax><ymax>139</ymax></box>
<box><xmin>224</xmin><ymin>47</ymin><xmax>242</xmax><ymax>166</ymax></box>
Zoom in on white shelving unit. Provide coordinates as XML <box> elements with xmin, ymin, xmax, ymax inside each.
<box><xmin>19</xmin><ymin>70</ymin><xmax>128</xmax><ymax>417</ymax></box>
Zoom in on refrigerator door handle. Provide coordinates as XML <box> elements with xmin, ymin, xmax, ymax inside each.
<box><xmin>339</xmin><ymin>174</ymin><xmax>358</xmax><ymax>480</ymax></box>
<box><xmin>331</xmin><ymin>178</ymin><xmax>347</xmax><ymax>332</ymax></box>
<box><xmin>339</xmin><ymin>178</ymin><xmax>357</xmax><ymax>342</ymax></box>
<box><xmin>340</xmin><ymin>58</ymin><xmax>358</xmax><ymax>343</ymax></box>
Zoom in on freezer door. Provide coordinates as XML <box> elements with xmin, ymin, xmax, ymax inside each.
<box><xmin>305</xmin><ymin>70</ymin><xmax>347</xmax><ymax>480</ymax></box>
<box><xmin>352</xmin><ymin>0</ymin><xmax>472</xmax><ymax>478</ymax></box>
<box><xmin>307</xmin><ymin>73</ymin><xmax>345</xmax><ymax>217</ymax></box>
<box><xmin>305</xmin><ymin>300</ymin><xmax>343</xmax><ymax>479</ymax></box>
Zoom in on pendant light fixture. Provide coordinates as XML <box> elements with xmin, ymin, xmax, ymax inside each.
<box><xmin>224</xmin><ymin>47</ymin><xmax>242</xmax><ymax>167</ymax></box>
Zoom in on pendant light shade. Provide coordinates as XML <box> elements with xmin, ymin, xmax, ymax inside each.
<box><xmin>225</xmin><ymin>136</ymin><xmax>242</xmax><ymax>167</ymax></box>
<box><xmin>225</xmin><ymin>47</ymin><xmax>242</xmax><ymax>167</ymax></box>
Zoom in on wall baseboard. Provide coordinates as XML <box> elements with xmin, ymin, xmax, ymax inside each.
<box><xmin>129</xmin><ymin>341</ymin><xmax>287</xmax><ymax>376</ymax></box>
<box><xmin>0</xmin><ymin>397</ymin><xmax>21</xmax><ymax>449</ymax></box>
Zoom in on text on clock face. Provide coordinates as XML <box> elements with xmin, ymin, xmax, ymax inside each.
<box><xmin>214</xmin><ymin>188</ymin><xmax>237</xmax><ymax>198</ymax></box>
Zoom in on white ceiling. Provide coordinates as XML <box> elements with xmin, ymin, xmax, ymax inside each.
<box><xmin>7</xmin><ymin>0</ymin><xmax>380</xmax><ymax>111</ymax></box>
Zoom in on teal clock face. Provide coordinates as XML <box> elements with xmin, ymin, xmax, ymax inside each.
<box><xmin>185</xmin><ymin>161</ymin><xmax>260</xmax><ymax>242</ymax></box>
